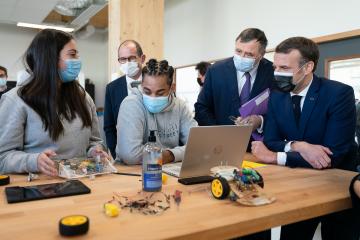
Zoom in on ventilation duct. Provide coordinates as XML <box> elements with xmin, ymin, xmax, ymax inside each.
<box><xmin>54</xmin><ymin>0</ymin><xmax>92</xmax><ymax>16</ymax></box>
<box><xmin>53</xmin><ymin>0</ymin><xmax>107</xmax><ymax>31</ymax></box>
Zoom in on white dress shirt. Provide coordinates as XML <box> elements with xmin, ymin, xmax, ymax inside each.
<box><xmin>277</xmin><ymin>77</ymin><xmax>313</xmax><ymax>165</ymax></box>
<box><xmin>126</xmin><ymin>74</ymin><xmax>142</xmax><ymax>96</ymax></box>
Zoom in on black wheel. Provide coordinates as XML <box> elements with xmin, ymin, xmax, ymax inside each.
<box><xmin>255</xmin><ymin>170</ymin><xmax>264</xmax><ymax>188</ymax></box>
<box><xmin>59</xmin><ymin>215</ymin><xmax>89</xmax><ymax>236</ymax></box>
<box><xmin>211</xmin><ymin>177</ymin><xmax>230</xmax><ymax>199</ymax></box>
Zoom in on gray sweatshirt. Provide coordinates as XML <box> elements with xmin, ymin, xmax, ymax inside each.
<box><xmin>115</xmin><ymin>89</ymin><xmax>198</xmax><ymax>165</ymax></box>
<box><xmin>0</xmin><ymin>87</ymin><xmax>103</xmax><ymax>174</ymax></box>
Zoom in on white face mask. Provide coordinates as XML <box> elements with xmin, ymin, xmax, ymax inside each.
<box><xmin>120</xmin><ymin>61</ymin><xmax>140</xmax><ymax>78</ymax></box>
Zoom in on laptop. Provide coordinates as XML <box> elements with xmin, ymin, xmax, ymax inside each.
<box><xmin>162</xmin><ymin>125</ymin><xmax>252</xmax><ymax>181</ymax></box>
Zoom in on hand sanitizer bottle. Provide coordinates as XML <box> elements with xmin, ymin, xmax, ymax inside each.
<box><xmin>142</xmin><ymin>130</ymin><xmax>162</xmax><ymax>192</ymax></box>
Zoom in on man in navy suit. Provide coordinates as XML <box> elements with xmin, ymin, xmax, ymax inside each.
<box><xmin>195</xmin><ymin>28</ymin><xmax>274</xmax><ymax>137</ymax></box>
<box><xmin>104</xmin><ymin>40</ymin><xmax>146</xmax><ymax>158</ymax></box>
<box><xmin>252</xmin><ymin>37</ymin><xmax>359</xmax><ymax>240</ymax></box>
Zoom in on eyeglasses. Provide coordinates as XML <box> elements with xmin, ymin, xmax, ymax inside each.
<box><xmin>118</xmin><ymin>56</ymin><xmax>138</xmax><ymax>64</ymax></box>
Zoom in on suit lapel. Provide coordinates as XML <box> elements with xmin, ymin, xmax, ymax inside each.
<box><xmin>121</xmin><ymin>76</ymin><xmax>129</xmax><ymax>96</ymax></box>
<box><xmin>299</xmin><ymin>76</ymin><xmax>320</xmax><ymax>137</ymax></box>
<box><xmin>225</xmin><ymin>58</ymin><xmax>241</xmax><ymax>115</ymax></box>
<box><xmin>250</xmin><ymin>59</ymin><xmax>266</xmax><ymax>99</ymax></box>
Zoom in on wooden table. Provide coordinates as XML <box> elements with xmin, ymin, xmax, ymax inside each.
<box><xmin>0</xmin><ymin>159</ymin><xmax>356</xmax><ymax>240</ymax></box>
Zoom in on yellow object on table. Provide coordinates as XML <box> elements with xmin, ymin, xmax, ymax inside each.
<box><xmin>242</xmin><ymin>161</ymin><xmax>267</xmax><ymax>169</ymax></box>
<box><xmin>104</xmin><ymin>203</ymin><xmax>120</xmax><ymax>217</ymax></box>
<box><xmin>162</xmin><ymin>173</ymin><xmax>168</xmax><ymax>184</ymax></box>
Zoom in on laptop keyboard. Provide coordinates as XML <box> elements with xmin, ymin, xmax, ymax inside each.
<box><xmin>162</xmin><ymin>162</ymin><xmax>182</xmax><ymax>178</ymax></box>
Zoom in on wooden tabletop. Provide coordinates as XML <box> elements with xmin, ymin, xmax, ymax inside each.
<box><xmin>0</xmin><ymin>157</ymin><xmax>357</xmax><ymax>240</ymax></box>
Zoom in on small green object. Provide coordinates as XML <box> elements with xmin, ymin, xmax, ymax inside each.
<box><xmin>242</xmin><ymin>168</ymin><xmax>253</xmax><ymax>175</ymax></box>
<box><xmin>252</xmin><ymin>172</ymin><xmax>260</xmax><ymax>181</ymax></box>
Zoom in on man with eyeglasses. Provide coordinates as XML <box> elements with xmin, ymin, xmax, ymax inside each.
<box><xmin>104</xmin><ymin>40</ymin><xmax>146</xmax><ymax>158</ymax></box>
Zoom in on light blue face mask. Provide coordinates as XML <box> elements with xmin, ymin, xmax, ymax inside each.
<box><xmin>233</xmin><ymin>55</ymin><xmax>256</xmax><ymax>72</ymax></box>
<box><xmin>0</xmin><ymin>78</ymin><xmax>6</xmax><ymax>87</ymax></box>
<box><xmin>142</xmin><ymin>94</ymin><xmax>170</xmax><ymax>113</ymax></box>
<box><xmin>59</xmin><ymin>59</ymin><xmax>82</xmax><ymax>83</ymax></box>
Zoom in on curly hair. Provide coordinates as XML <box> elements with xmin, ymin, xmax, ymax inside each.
<box><xmin>142</xmin><ymin>59</ymin><xmax>174</xmax><ymax>86</ymax></box>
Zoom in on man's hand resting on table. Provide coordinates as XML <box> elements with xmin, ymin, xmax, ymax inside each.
<box><xmin>291</xmin><ymin>141</ymin><xmax>332</xmax><ymax>169</ymax></box>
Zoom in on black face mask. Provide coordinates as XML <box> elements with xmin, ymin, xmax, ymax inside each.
<box><xmin>274</xmin><ymin>74</ymin><xmax>295</xmax><ymax>92</ymax></box>
<box><xmin>197</xmin><ymin>77</ymin><xmax>203</xmax><ymax>86</ymax></box>
<box><xmin>274</xmin><ymin>64</ymin><xmax>308</xmax><ymax>93</ymax></box>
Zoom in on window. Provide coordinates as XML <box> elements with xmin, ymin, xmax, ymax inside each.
<box><xmin>326</xmin><ymin>55</ymin><xmax>360</xmax><ymax>99</ymax></box>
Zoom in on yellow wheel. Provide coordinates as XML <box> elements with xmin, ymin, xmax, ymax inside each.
<box><xmin>59</xmin><ymin>215</ymin><xmax>89</xmax><ymax>236</ymax></box>
<box><xmin>211</xmin><ymin>177</ymin><xmax>230</xmax><ymax>199</ymax></box>
<box><xmin>0</xmin><ymin>175</ymin><xmax>10</xmax><ymax>186</ymax></box>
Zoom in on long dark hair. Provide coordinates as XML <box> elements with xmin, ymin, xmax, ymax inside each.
<box><xmin>19</xmin><ymin>29</ymin><xmax>92</xmax><ymax>141</ymax></box>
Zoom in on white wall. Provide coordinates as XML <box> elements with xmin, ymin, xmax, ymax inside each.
<box><xmin>0</xmin><ymin>24</ymin><xmax>108</xmax><ymax>108</ymax></box>
<box><xmin>164</xmin><ymin>0</ymin><xmax>360</xmax><ymax>67</ymax></box>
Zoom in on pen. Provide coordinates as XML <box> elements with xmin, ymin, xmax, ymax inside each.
<box><xmin>113</xmin><ymin>172</ymin><xmax>141</xmax><ymax>176</ymax></box>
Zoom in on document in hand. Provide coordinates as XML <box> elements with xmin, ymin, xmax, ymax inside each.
<box><xmin>239</xmin><ymin>88</ymin><xmax>270</xmax><ymax>141</ymax></box>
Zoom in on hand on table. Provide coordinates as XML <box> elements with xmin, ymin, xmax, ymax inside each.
<box><xmin>291</xmin><ymin>141</ymin><xmax>332</xmax><ymax>169</ymax></box>
<box><xmin>354</xmin><ymin>179</ymin><xmax>360</xmax><ymax>198</ymax></box>
<box><xmin>251</xmin><ymin>141</ymin><xmax>277</xmax><ymax>164</ymax></box>
<box><xmin>162</xmin><ymin>150</ymin><xmax>175</xmax><ymax>164</ymax></box>
<box><xmin>89</xmin><ymin>145</ymin><xmax>112</xmax><ymax>161</ymax></box>
<box><xmin>37</xmin><ymin>149</ymin><xmax>57</xmax><ymax>176</ymax></box>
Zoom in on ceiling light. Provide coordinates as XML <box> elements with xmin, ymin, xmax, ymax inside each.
<box><xmin>17</xmin><ymin>22</ymin><xmax>74</xmax><ymax>32</ymax></box>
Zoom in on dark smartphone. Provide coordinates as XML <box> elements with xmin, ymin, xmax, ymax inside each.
<box><xmin>5</xmin><ymin>180</ymin><xmax>91</xmax><ymax>204</ymax></box>
<box><xmin>178</xmin><ymin>176</ymin><xmax>214</xmax><ymax>185</ymax></box>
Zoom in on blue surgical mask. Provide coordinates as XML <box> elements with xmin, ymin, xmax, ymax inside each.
<box><xmin>59</xmin><ymin>59</ymin><xmax>82</xmax><ymax>83</ymax></box>
<box><xmin>143</xmin><ymin>94</ymin><xmax>169</xmax><ymax>113</ymax></box>
<box><xmin>233</xmin><ymin>55</ymin><xmax>256</xmax><ymax>72</ymax></box>
<box><xmin>0</xmin><ymin>78</ymin><xmax>6</xmax><ymax>87</ymax></box>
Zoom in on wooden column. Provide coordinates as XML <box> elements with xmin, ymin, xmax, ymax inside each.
<box><xmin>108</xmin><ymin>0</ymin><xmax>164</xmax><ymax>82</ymax></box>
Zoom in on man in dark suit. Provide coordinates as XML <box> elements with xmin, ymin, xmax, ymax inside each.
<box><xmin>252</xmin><ymin>37</ymin><xmax>359</xmax><ymax>240</ymax></box>
<box><xmin>104</xmin><ymin>40</ymin><xmax>145</xmax><ymax>158</ymax></box>
<box><xmin>195</xmin><ymin>28</ymin><xmax>274</xmax><ymax>137</ymax></box>
<box><xmin>0</xmin><ymin>65</ymin><xmax>8</xmax><ymax>100</ymax></box>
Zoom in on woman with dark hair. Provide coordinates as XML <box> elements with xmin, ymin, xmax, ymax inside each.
<box><xmin>0</xmin><ymin>29</ymin><xmax>108</xmax><ymax>176</ymax></box>
<box><xmin>116</xmin><ymin>59</ymin><xmax>198</xmax><ymax>165</ymax></box>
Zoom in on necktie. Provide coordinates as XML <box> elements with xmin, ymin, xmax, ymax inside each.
<box><xmin>240</xmin><ymin>72</ymin><xmax>251</xmax><ymax>106</ymax></box>
<box><xmin>292</xmin><ymin>95</ymin><xmax>302</xmax><ymax>127</ymax></box>
<box><xmin>130</xmin><ymin>80</ymin><xmax>141</xmax><ymax>88</ymax></box>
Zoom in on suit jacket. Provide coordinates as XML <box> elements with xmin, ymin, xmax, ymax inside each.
<box><xmin>195</xmin><ymin>57</ymin><xmax>274</xmax><ymax>126</ymax></box>
<box><xmin>104</xmin><ymin>76</ymin><xmax>128</xmax><ymax>158</ymax></box>
<box><xmin>264</xmin><ymin>75</ymin><xmax>357</xmax><ymax>171</ymax></box>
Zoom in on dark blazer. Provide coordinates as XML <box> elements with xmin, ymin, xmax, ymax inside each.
<box><xmin>195</xmin><ymin>57</ymin><xmax>274</xmax><ymax>126</ymax></box>
<box><xmin>104</xmin><ymin>76</ymin><xmax>128</xmax><ymax>158</ymax></box>
<box><xmin>264</xmin><ymin>75</ymin><xmax>357</xmax><ymax>171</ymax></box>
